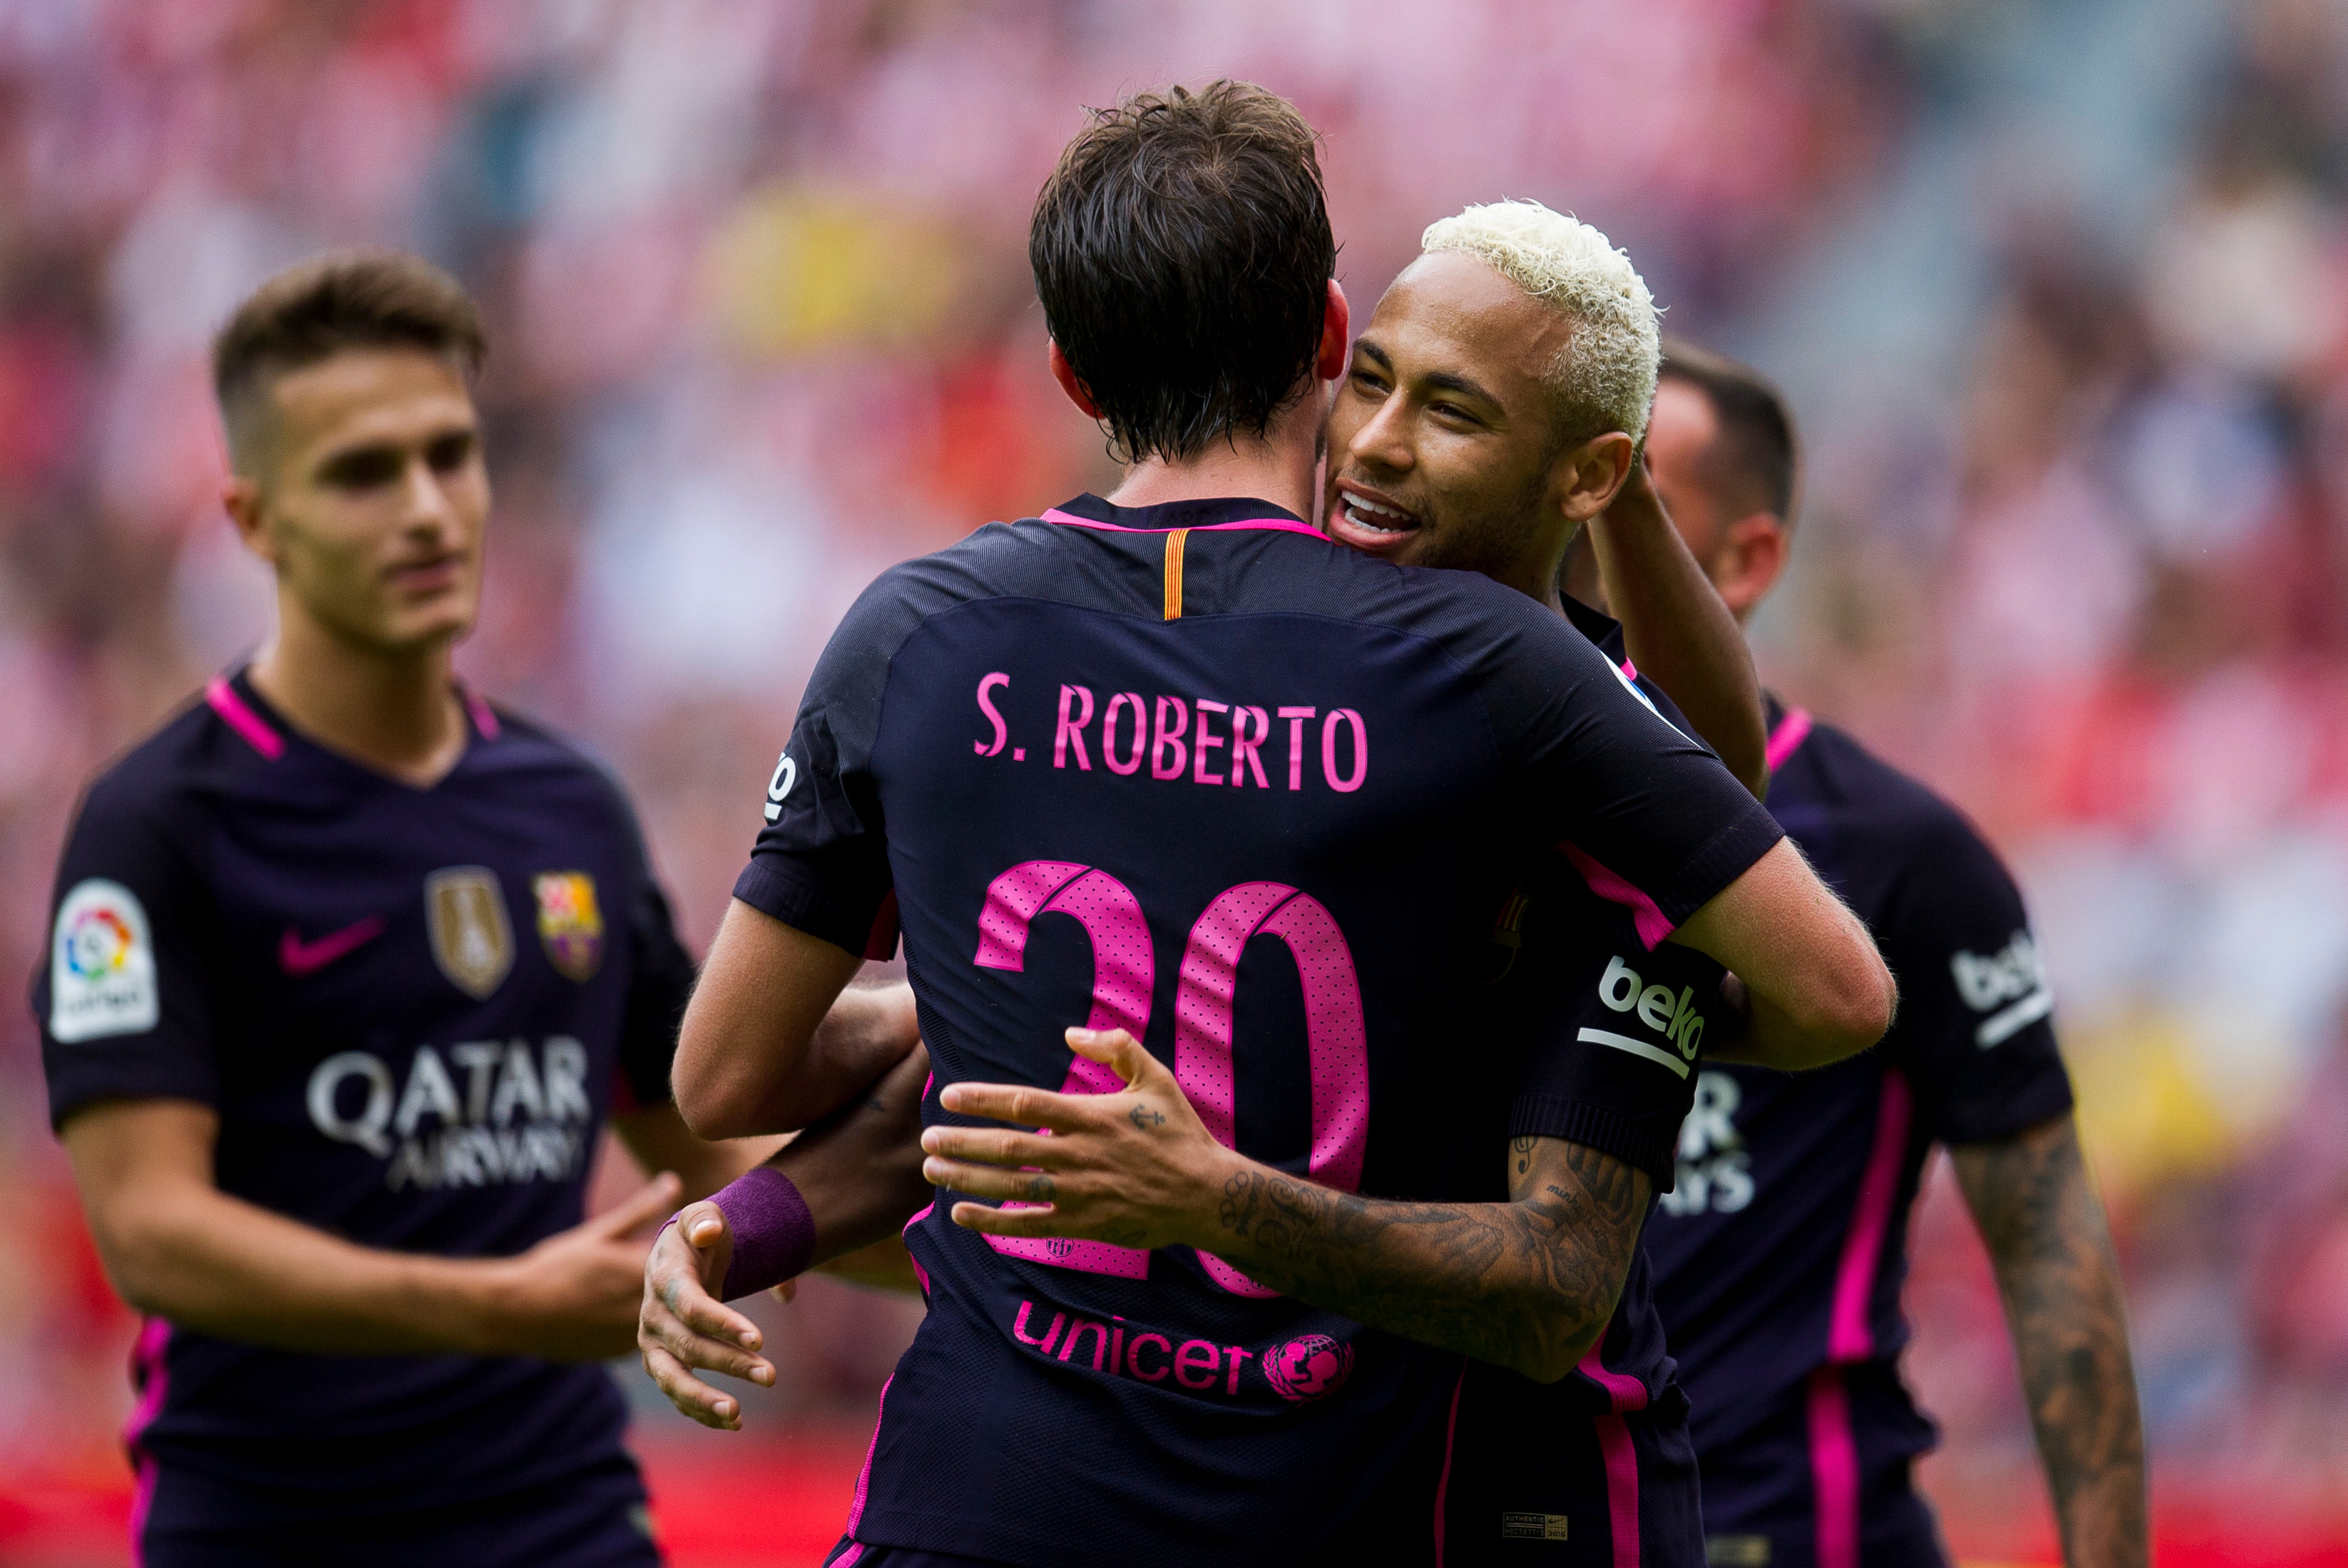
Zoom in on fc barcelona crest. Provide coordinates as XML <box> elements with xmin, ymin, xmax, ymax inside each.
<box><xmin>533</xmin><ymin>871</ymin><xmax>604</xmax><ymax>983</ymax></box>
<box><xmin>425</xmin><ymin>866</ymin><xmax>514</xmax><ymax>1000</ymax></box>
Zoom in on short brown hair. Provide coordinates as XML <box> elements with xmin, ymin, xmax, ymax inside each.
<box><xmin>213</xmin><ymin>250</ymin><xmax>487</xmax><ymax>471</ymax></box>
<box><xmin>1659</xmin><ymin>339</ymin><xmax>1798</xmax><ymax>525</ymax></box>
<box><xmin>1030</xmin><ymin>81</ymin><xmax>1335</xmax><ymax>464</ymax></box>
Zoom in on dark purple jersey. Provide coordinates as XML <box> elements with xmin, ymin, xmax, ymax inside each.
<box><xmin>734</xmin><ymin>494</ymin><xmax>1782</xmax><ymax>1568</ymax></box>
<box><xmin>1432</xmin><ymin>598</ymin><xmax>1732</xmax><ymax>1568</ymax></box>
<box><xmin>1644</xmin><ymin>702</ymin><xmax>2075</xmax><ymax>1568</ymax></box>
<box><xmin>32</xmin><ymin>669</ymin><xmax>692</xmax><ymax>1544</ymax></box>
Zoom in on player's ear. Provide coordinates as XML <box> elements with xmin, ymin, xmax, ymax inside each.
<box><xmin>1714</xmin><ymin>513</ymin><xmax>1787</xmax><ymax>619</ymax></box>
<box><xmin>1315</xmin><ymin>279</ymin><xmax>1351</xmax><ymax>382</ymax></box>
<box><xmin>221</xmin><ymin>475</ymin><xmax>280</xmax><ymax>567</ymax></box>
<box><xmin>1047</xmin><ymin>340</ymin><xmax>1103</xmax><ymax>420</ymax></box>
<box><xmin>1555</xmin><ymin>431</ymin><xmax>1636</xmax><ymax>523</ymax></box>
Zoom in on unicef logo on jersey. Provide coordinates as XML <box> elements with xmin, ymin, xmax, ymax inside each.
<box><xmin>1263</xmin><ymin>1334</ymin><xmax>1355</xmax><ymax>1403</ymax></box>
<box><xmin>306</xmin><ymin>1037</ymin><xmax>596</xmax><ymax>1191</ymax></box>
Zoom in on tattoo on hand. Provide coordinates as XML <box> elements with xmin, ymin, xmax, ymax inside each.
<box><xmin>1025</xmin><ymin>1173</ymin><xmax>1057</xmax><ymax>1203</ymax></box>
<box><xmin>1129</xmin><ymin>1105</ymin><xmax>1166</xmax><ymax>1129</ymax></box>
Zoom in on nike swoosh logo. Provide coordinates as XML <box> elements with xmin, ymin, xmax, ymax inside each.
<box><xmin>280</xmin><ymin>915</ymin><xmax>387</xmax><ymax>977</ymax></box>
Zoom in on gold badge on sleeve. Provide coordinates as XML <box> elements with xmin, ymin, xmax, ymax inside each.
<box><xmin>532</xmin><ymin>871</ymin><xmax>604</xmax><ymax>983</ymax></box>
<box><xmin>425</xmin><ymin>866</ymin><xmax>514</xmax><ymax>999</ymax></box>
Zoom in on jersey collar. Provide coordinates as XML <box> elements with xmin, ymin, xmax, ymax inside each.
<box><xmin>1040</xmin><ymin>492</ymin><xmax>1321</xmax><ymax>538</ymax></box>
<box><xmin>1557</xmin><ymin>594</ymin><xmax>1631</xmax><ymax>671</ymax></box>
<box><xmin>212</xmin><ymin>665</ymin><xmax>500</xmax><ymax>783</ymax></box>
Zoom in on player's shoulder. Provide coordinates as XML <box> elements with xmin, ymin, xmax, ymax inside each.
<box><xmin>75</xmin><ymin>682</ymin><xmax>259</xmax><ymax>835</ymax></box>
<box><xmin>825</xmin><ymin>520</ymin><xmax>1058</xmax><ymax>647</ymax></box>
<box><xmin>1786</xmin><ymin>717</ymin><xmax>2016</xmax><ymax>894</ymax></box>
<box><xmin>1303</xmin><ymin>552</ymin><xmax>1614</xmax><ymax>682</ymax></box>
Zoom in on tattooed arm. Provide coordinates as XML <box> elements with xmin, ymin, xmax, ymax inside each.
<box><xmin>1206</xmin><ymin>1131</ymin><xmax>1650</xmax><ymax>1380</ymax></box>
<box><xmin>1949</xmin><ymin>1115</ymin><xmax>2147</xmax><ymax>1568</ymax></box>
<box><xmin>922</xmin><ymin>1028</ymin><xmax>1652</xmax><ymax>1383</ymax></box>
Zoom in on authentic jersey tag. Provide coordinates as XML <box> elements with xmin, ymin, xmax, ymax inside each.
<box><xmin>426</xmin><ymin>866</ymin><xmax>514</xmax><ymax>999</ymax></box>
<box><xmin>50</xmin><ymin>878</ymin><xmax>160</xmax><ymax>1042</ymax></box>
<box><xmin>1502</xmin><ymin>1513</ymin><xmax>1570</xmax><ymax>1541</ymax></box>
<box><xmin>533</xmin><ymin>872</ymin><xmax>605</xmax><ymax>983</ymax></box>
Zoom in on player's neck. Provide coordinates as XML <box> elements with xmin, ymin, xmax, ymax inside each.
<box><xmin>246</xmin><ymin>610</ymin><xmax>469</xmax><ymax>789</ymax></box>
<box><xmin>1102</xmin><ymin>391</ymin><xmax>1323</xmax><ymax>522</ymax></box>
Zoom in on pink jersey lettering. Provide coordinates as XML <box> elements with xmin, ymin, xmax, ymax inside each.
<box><xmin>973</xmin><ymin>673</ymin><xmax>1010</xmax><ymax>757</ymax></box>
<box><xmin>1152</xmin><ymin>697</ymin><xmax>1189</xmax><ymax>780</ymax></box>
<box><xmin>1055</xmin><ymin>685</ymin><xmax>1095</xmax><ymax>771</ymax></box>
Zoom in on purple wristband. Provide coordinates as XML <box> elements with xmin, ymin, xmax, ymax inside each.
<box><xmin>711</xmin><ymin>1167</ymin><xmax>816</xmax><ymax>1301</ymax></box>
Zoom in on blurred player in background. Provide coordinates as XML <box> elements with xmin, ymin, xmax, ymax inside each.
<box><xmin>1565</xmin><ymin>344</ymin><xmax>2147</xmax><ymax>1568</ymax></box>
<box><xmin>641</xmin><ymin>87</ymin><xmax>1892</xmax><ymax>1568</ymax></box>
<box><xmin>31</xmin><ymin>252</ymin><xmax>920</xmax><ymax>1568</ymax></box>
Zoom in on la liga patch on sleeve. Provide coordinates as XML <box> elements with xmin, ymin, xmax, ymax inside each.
<box><xmin>50</xmin><ymin>878</ymin><xmax>160</xmax><ymax>1042</ymax></box>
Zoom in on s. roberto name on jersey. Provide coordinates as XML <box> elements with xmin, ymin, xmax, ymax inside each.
<box><xmin>768</xmin><ymin>673</ymin><xmax>1371</xmax><ymax>810</ymax></box>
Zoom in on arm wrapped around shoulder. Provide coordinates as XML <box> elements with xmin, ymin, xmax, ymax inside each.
<box><xmin>711</xmin><ymin>1166</ymin><xmax>817</xmax><ymax>1300</ymax></box>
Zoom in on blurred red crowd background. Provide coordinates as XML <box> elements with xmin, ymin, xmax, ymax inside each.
<box><xmin>2</xmin><ymin>2</ymin><xmax>2348</xmax><ymax>1565</ymax></box>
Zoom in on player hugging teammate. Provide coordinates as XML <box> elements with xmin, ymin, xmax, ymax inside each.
<box><xmin>36</xmin><ymin>77</ymin><xmax>2146</xmax><ymax>1568</ymax></box>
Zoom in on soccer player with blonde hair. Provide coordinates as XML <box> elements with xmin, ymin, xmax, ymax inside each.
<box><xmin>641</xmin><ymin>80</ymin><xmax>1895</xmax><ymax>1563</ymax></box>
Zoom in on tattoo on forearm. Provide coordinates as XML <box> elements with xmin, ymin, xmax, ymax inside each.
<box><xmin>1957</xmin><ymin>1120</ymin><xmax>2147</xmax><ymax>1568</ymax></box>
<box><xmin>1219</xmin><ymin>1171</ymin><xmax>1262</xmax><ymax>1238</ymax></box>
<box><xmin>1202</xmin><ymin>1137</ymin><xmax>1649</xmax><ymax>1376</ymax></box>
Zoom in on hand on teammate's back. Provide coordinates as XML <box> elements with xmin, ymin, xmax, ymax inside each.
<box><xmin>921</xmin><ymin>1028</ymin><xmax>1229</xmax><ymax>1252</ymax></box>
<box><xmin>493</xmin><ymin>1170</ymin><xmax>681</xmax><ymax>1361</ymax></box>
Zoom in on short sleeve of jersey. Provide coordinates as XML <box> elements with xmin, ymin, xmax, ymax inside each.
<box><xmin>33</xmin><ymin>777</ymin><xmax>220</xmax><ymax>1129</ymax></box>
<box><xmin>1502</xmin><ymin>880</ymin><xmax>1723</xmax><ymax>1187</ymax></box>
<box><xmin>1489</xmin><ymin>604</ymin><xmax>1782</xmax><ymax>944</ymax></box>
<box><xmin>614</xmin><ymin>805</ymin><xmax>695</xmax><ymax>1113</ymax></box>
<box><xmin>733</xmin><ymin>581</ymin><xmax>903</xmax><ymax>959</ymax></box>
<box><xmin>1879</xmin><ymin>812</ymin><xmax>2074</xmax><ymax>1145</ymax></box>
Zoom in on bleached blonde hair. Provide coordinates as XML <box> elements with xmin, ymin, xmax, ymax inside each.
<box><xmin>1419</xmin><ymin>200</ymin><xmax>1660</xmax><ymax>444</ymax></box>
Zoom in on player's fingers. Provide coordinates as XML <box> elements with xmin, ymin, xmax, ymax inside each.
<box><xmin>649</xmin><ymin>1305</ymin><xmax>775</xmax><ymax>1386</ymax></box>
<box><xmin>641</xmin><ymin>1342</ymin><xmax>744</xmax><ymax>1431</ymax></box>
<box><xmin>653</xmin><ymin>1267</ymin><xmax>764</xmax><ymax>1350</ymax></box>
<box><xmin>923</xmin><ymin>1156</ymin><xmax>1071</xmax><ymax>1206</ymax></box>
<box><xmin>1064</xmin><ymin>1027</ymin><xmax>1151</xmax><ymax>1090</ymax></box>
<box><xmin>592</xmin><ymin>1171</ymin><xmax>683</xmax><ymax>1237</ymax></box>
<box><xmin>949</xmin><ymin>1199</ymin><xmax>1058</xmax><ymax>1237</ymax></box>
<box><xmin>936</xmin><ymin>1080</ymin><xmax>1087</xmax><ymax>1131</ymax></box>
<box><xmin>918</xmin><ymin>1124</ymin><xmax>1060</xmax><ymax>1168</ymax></box>
<box><xmin>675</xmin><ymin>1198</ymin><xmax>731</xmax><ymax>1253</ymax></box>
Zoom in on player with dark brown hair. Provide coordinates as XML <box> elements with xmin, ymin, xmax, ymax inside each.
<box><xmin>37</xmin><ymin>251</ymin><xmax>922</xmax><ymax>1567</ymax></box>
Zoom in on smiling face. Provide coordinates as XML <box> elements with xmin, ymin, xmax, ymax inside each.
<box><xmin>1322</xmin><ymin>251</ymin><xmax>1633</xmax><ymax>598</ymax></box>
<box><xmin>227</xmin><ymin>347</ymin><xmax>489</xmax><ymax>655</ymax></box>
